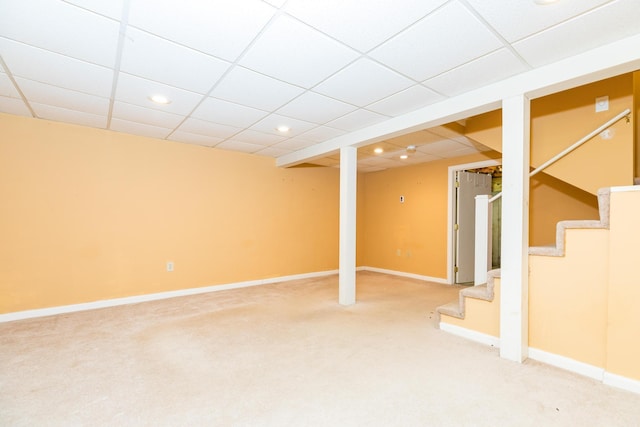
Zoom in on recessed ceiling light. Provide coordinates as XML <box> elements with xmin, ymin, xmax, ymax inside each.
<box><xmin>374</xmin><ymin>147</ymin><xmax>384</xmax><ymax>154</ymax></box>
<box><xmin>276</xmin><ymin>125</ymin><xmax>290</xmax><ymax>133</ymax></box>
<box><xmin>149</xmin><ymin>95</ymin><xmax>171</xmax><ymax>104</ymax></box>
<box><xmin>400</xmin><ymin>154</ymin><xmax>408</xmax><ymax>160</ymax></box>
<box><xmin>534</xmin><ymin>0</ymin><xmax>560</xmax><ymax>5</ymax></box>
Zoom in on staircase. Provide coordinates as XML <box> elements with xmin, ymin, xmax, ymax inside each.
<box><xmin>436</xmin><ymin>184</ymin><xmax>640</xmax><ymax>390</ymax></box>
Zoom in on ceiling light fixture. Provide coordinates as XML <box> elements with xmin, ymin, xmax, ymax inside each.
<box><xmin>374</xmin><ymin>147</ymin><xmax>384</xmax><ymax>154</ymax></box>
<box><xmin>149</xmin><ymin>95</ymin><xmax>171</xmax><ymax>104</ymax></box>
<box><xmin>406</xmin><ymin>145</ymin><xmax>416</xmax><ymax>154</ymax></box>
<box><xmin>400</xmin><ymin>154</ymin><xmax>408</xmax><ymax>160</ymax></box>
<box><xmin>276</xmin><ymin>125</ymin><xmax>290</xmax><ymax>133</ymax></box>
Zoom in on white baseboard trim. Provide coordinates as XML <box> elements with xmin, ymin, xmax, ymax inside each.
<box><xmin>528</xmin><ymin>348</ymin><xmax>604</xmax><ymax>381</ymax></box>
<box><xmin>603</xmin><ymin>372</ymin><xmax>640</xmax><ymax>394</ymax></box>
<box><xmin>438</xmin><ymin>322</ymin><xmax>500</xmax><ymax>348</ymax></box>
<box><xmin>359</xmin><ymin>266</ymin><xmax>448</xmax><ymax>284</ymax></box>
<box><xmin>0</xmin><ymin>269</ymin><xmax>339</xmax><ymax>323</ymax></box>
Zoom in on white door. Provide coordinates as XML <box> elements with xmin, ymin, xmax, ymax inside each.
<box><xmin>455</xmin><ymin>171</ymin><xmax>492</xmax><ymax>283</ymax></box>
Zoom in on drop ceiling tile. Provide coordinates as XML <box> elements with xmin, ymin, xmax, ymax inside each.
<box><xmin>215</xmin><ymin>140</ymin><xmax>264</xmax><ymax>154</ymax></box>
<box><xmin>255</xmin><ymin>146</ymin><xmax>292</xmax><ymax>157</ymax></box>
<box><xmin>32</xmin><ymin>102</ymin><xmax>107</xmax><ymax>128</ymax></box>
<box><xmin>178</xmin><ymin>117</ymin><xmax>242</xmax><ymax>139</ymax></box>
<box><xmin>168</xmin><ymin>131</ymin><xmax>223</xmax><ymax>148</ymax></box>
<box><xmin>424</xmin><ymin>49</ymin><xmax>528</xmax><ymax>97</ymax></box>
<box><xmin>239</xmin><ymin>14</ymin><xmax>359</xmax><ymax>88</ymax></box>
<box><xmin>264</xmin><ymin>0</ymin><xmax>287</xmax><ymax>7</ymax></box>
<box><xmin>270</xmin><ymin>138</ymin><xmax>316</xmax><ymax>151</ymax></box>
<box><xmin>0</xmin><ymin>38</ymin><xmax>113</xmax><ymax>97</ymax></box>
<box><xmin>369</xmin><ymin>1</ymin><xmax>502</xmax><ymax>81</ymax></box>
<box><xmin>112</xmin><ymin>101</ymin><xmax>184</xmax><ymax>128</ymax></box>
<box><xmin>16</xmin><ymin>77</ymin><xmax>109</xmax><ymax>115</ymax></box>
<box><xmin>465</xmin><ymin>0</ymin><xmax>611</xmax><ymax>43</ymax></box>
<box><xmin>513</xmin><ymin>0</ymin><xmax>640</xmax><ymax>68</ymax></box>
<box><xmin>367</xmin><ymin>84</ymin><xmax>443</xmax><ymax>116</ymax></box>
<box><xmin>276</xmin><ymin>91</ymin><xmax>357</xmax><ymax>124</ymax></box>
<box><xmin>417</xmin><ymin>139</ymin><xmax>468</xmax><ymax>155</ymax></box>
<box><xmin>115</xmin><ymin>73</ymin><xmax>203</xmax><ymax>115</ymax></box>
<box><xmin>110</xmin><ymin>118</ymin><xmax>172</xmax><ymax>139</ymax></box>
<box><xmin>128</xmin><ymin>0</ymin><xmax>276</xmax><ymax>62</ymax></box>
<box><xmin>0</xmin><ymin>0</ymin><xmax>119</xmax><ymax>66</ymax></box>
<box><xmin>230</xmin><ymin>129</ymin><xmax>287</xmax><ymax>146</ymax></box>
<box><xmin>211</xmin><ymin>66</ymin><xmax>305</xmax><ymax>111</ymax></box>
<box><xmin>358</xmin><ymin>165</ymin><xmax>387</xmax><ymax>173</ymax></box>
<box><xmin>63</xmin><ymin>0</ymin><xmax>124</xmax><ymax>20</ymax></box>
<box><xmin>120</xmin><ymin>28</ymin><xmax>231</xmax><ymax>94</ymax></box>
<box><xmin>0</xmin><ymin>72</ymin><xmax>20</xmax><ymax>98</ymax></box>
<box><xmin>191</xmin><ymin>97</ymin><xmax>268</xmax><ymax>128</ymax></box>
<box><xmin>384</xmin><ymin>130</ymin><xmax>444</xmax><ymax>148</ymax></box>
<box><xmin>297</xmin><ymin>126</ymin><xmax>346</xmax><ymax>143</ymax></box>
<box><xmin>284</xmin><ymin>0</ymin><xmax>447</xmax><ymax>52</ymax></box>
<box><xmin>314</xmin><ymin>58</ymin><xmax>415</xmax><ymax>107</ymax></box>
<box><xmin>326</xmin><ymin>109</ymin><xmax>388</xmax><ymax>132</ymax></box>
<box><xmin>0</xmin><ymin>95</ymin><xmax>32</xmax><ymax>116</ymax></box>
<box><xmin>439</xmin><ymin>146</ymin><xmax>481</xmax><ymax>158</ymax></box>
<box><xmin>402</xmin><ymin>152</ymin><xmax>442</xmax><ymax>164</ymax></box>
<box><xmin>249</xmin><ymin>114</ymin><xmax>317</xmax><ymax>137</ymax></box>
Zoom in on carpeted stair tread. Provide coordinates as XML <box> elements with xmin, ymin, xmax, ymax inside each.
<box><xmin>436</xmin><ymin>269</ymin><xmax>500</xmax><ymax>323</ymax></box>
<box><xmin>437</xmin><ymin>302</ymin><xmax>464</xmax><ymax>319</ymax></box>
<box><xmin>530</xmin><ymin>188</ymin><xmax>610</xmax><ymax>257</ymax></box>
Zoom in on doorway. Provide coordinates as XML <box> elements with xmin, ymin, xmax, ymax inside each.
<box><xmin>447</xmin><ymin>160</ymin><xmax>502</xmax><ymax>284</ymax></box>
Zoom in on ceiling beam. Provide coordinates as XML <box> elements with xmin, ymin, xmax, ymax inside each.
<box><xmin>276</xmin><ymin>33</ymin><xmax>640</xmax><ymax>168</ymax></box>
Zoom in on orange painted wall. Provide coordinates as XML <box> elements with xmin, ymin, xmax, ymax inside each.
<box><xmin>360</xmin><ymin>152</ymin><xmax>499</xmax><ymax>279</ymax></box>
<box><xmin>0</xmin><ymin>114</ymin><xmax>340</xmax><ymax>313</ymax></box>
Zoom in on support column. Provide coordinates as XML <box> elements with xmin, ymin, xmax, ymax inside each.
<box><xmin>339</xmin><ymin>146</ymin><xmax>357</xmax><ymax>305</ymax></box>
<box><xmin>500</xmin><ymin>95</ymin><xmax>530</xmax><ymax>362</ymax></box>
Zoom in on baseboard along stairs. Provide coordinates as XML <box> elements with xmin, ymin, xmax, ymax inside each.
<box><xmin>436</xmin><ymin>185</ymin><xmax>640</xmax><ymax>394</ymax></box>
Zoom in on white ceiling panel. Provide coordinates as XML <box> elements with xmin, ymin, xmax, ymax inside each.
<box><xmin>191</xmin><ymin>97</ymin><xmax>268</xmax><ymax>128</ymax></box>
<box><xmin>369</xmin><ymin>1</ymin><xmax>503</xmax><ymax>81</ymax></box>
<box><xmin>438</xmin><ymin>146</ymin><xmax>481</xmax><ymax>158</ymax></box>
<box><xmin>0</xmin><ymin>38</ymin><xmax>113</xmax><ymax>97</ymax></box>
<box><xmin>255</xmin><ymin>146</ymin><xmax>292</xmax><ymax>157</ymax></box>
<box><xmin>0</xmin><ymin>0</ymin><xmax>119</xmax><ymax>67</ymax></box>
<box><xmin>314</xmin><ymin>58</ymin><xmax>415</xmax><ymax>107</ymax></box>
<box><xmin>513</xmin><ymin>0</ymin><xmax>640</xmax><ymax>68</ymax></box>
<box><xmin>326</xmin><ymin>109</ymin><xmax>388</xmax><ymax>132</ymax></box>
<box><xmin>128</xmin><ymin>0</ymin><xmax>276</xmax><ymax>62</ymax></box>
<box><xmin>226</xmin><ymin>129</ymin><xmax>287</xmax><ymax>146</ymax></box>
<box><xmin>366</xmin><ymin>84</ymin><xmax>443</xmax><ymax>116</ymax></box>
<box><xmin>249</xmin><ymin>113</ymin><xmax>317</xmax><ymax>137</ymax></box>
<box><xmin>0</xmin><ymin>72</ymin><xmax>20</xmax><ymax>98</ymax></box>
<box><xmin>110</xmin><ymin>118</ymin><xmax>172</xmax><ymax>139</ymax></box>
<box><xmin>0</xmin><ymin>95</ymin><xmax>31</xmax><ymax>116</ymax></box>
<box><xmin>211</xmin><ymin>66</ymin><xmax>305</xmax><ymax>111</ymax></box>
<box><xmin>284</xmin><ymin>0</ymin><xmax>447</xmax><ymax>52</ymax></box>
<box><xmin>112</xmin><ymin>101</ymin><xmax>184</xmax><ymax>128</ymax></box>
<box><xmin>16</xmin><ymin>77</ymin><xmax>109</xmax><ymax>116</ymax></box>
<box><xmin>417</xmin><ymin>139</ymin><xmax>469</xmax><ymax>155</ymax></box>
<box><xmin>465</xmin><ymin>0</ymin><xmax>612</xmax><ymax>43</ymax></box>
<box><xmin>270</xmin><ymin>138</ymin><xmax>316</xmax><ymax>151</ymax></box>
<box><xmin>32</xmin><ymin>102</ymin><xmax>106</xmax><ymax>128</ymax></box>
<box><xmin>178</xmin><ymin>117</ymin><xmax>242</xmax><ymax>139</ymax></box>
<box><xmin>276</xmin><ymin>91</ymin><xmax>356</xmax><ymax>124</ymax></box>
<box><xmin>120</xmin><ymin>28</ymin><xmax>231</xmax><ymax>94</ymax></box>
<box><xmin>115</xmin><ymin>73</ymin><xmax>203</xmax><ymax>115</ymax></box>
<box><xmin>297</xmin><ymin>126</ymin><xmax>346</xmax><ymax>143</ymax></box>
<box><xmin>168</xmin><ymin>131</ymin><xmax>223</xmax><ymax>148</ymax></box>
<box><xmin>215</xmin><ymin>140</ymin><xmax>264</xmax><ymax>154</ymax></box>
<box><xmin>424</xmin><ymin>49</ymin><xmax>529</xmax><ymax>97</ymax></box>
<box><xmin>62</xmin><ymin>0</ymin><xmax>125</xmax><ymax>20</ymax></box>
<box><xmin>239</xmin><ymin>14</ymin><xmax>359</xmax><ymax>88</ymax></box>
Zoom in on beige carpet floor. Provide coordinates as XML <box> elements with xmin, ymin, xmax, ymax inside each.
<box><xmin>1</xmin><ymin>271</ymin><xmax>639</xmax><ymax>426</ymax></box>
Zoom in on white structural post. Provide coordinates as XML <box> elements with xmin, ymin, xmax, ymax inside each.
<box><xmin>474</xmin><ymin>194</ymin><xmax>491</xmax><ymax>286</ymax></box>
<box><xmin>500</xmin><ymin>95</ymin><xmax>530</xmax><ymax>362</ymax></box>
<box><xmin>339</xmin><ymin>146</ymin><xmax>357</xmax><ymax>305</ymax></box>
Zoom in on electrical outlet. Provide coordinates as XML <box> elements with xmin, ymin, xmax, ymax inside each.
<box><xmin>595</xmin><ymin>96</ymin><xmax>609</xmax><ymax>112</ymax></box>
<box><xmin>400</xmin><ymin>195</ymin><xmax>405</xmax><ymax>203</ymax></box>
<box><xmin>166</xmin><ymin>261</ymin><xmax>174</xmax><ymax>272</ymax></box>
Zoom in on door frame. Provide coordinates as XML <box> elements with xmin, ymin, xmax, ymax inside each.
<box><xmin>447</xmin><ymin>159</ymin><xmax>501</xmax><ymax>284</ymax></box>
